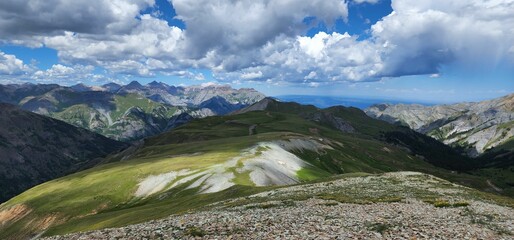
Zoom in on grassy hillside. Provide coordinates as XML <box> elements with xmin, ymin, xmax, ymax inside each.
<box><xmin>0</xmin><ymin>100</ymin><xmax>508</xmax><ymax>239</ymax></box>
<box><xmin>47</xmin><ymin>93</ymin><xmax>181</xmax><ymax>141</ymax></box>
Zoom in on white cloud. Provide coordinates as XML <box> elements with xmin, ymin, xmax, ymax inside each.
<box><xmin>1</xmin><ymin>0</ymin><xmax>514</xmax><ymax>86</ymax></box>
<box><xmin>305</xmin><ymin>71</ymin><xmax>317</xmax><ymax>80</ymax></box>
<box><xmin>0</xmin><ymin>51</ymin><xmax>31</xmax><ymax>75</ymax></box>
<box><xmin>241</xmin><ymin>71</ymin><xmax>263</xmax><ymax>80</ymax></box>
<box><xmin>352</xmin><ymin>0</ymin><xmax>381</xmax><ymax>4</ymax></box>
<box><xmin>0</xmin><ymin>0</ymin><xmax>154</xmax><ymax>41</ymax></box>
<box><xmin>171</xmin><ymin>0</ymin><xmax>349</xmax><ymax>58</ymax></box>
<box><xmin>43</xmin><ymin>15</ymin><xmax>184</xmax><ymax>76</ymax></box>
<box><xmin>31</xmin><ymin>64</ymin><xmax>113</xmax><ymax>84</ymax></box>
<box><xmin>373</xmin><ymin>0</ymin><xmax>514</xmax><ymax>76</ymax></box>
<box><xmin>214</xmin><ymin>0</ymin><xmax>514</xmax><ymax>84</ymax></box>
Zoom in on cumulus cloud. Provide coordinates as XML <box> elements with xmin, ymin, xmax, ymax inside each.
<box><xmin>373</xmin><ymin>0</ymin><xmax>514</xmax><ymax>77</ymax></box>
<box><xmin>0</xmin><ymin>51</ymin><xmax>31</xmax><ymax>75</ymax></box>
<box><xmin>31</xmin><ymin>64</ymin><xmax>113</xmax><ymax>84</ymax></box>
<box><xmin>42</xmin><ymin>15</ymin><xmax>184</xmax><ymax>76</ymax></box>
<box><xmin>352</xmin><ymin>0</ymin><xmax>381</xmax><ymax>4</ymax></box>
<box><xmin>1</xmin><ymin>0</ymin><xmax>514</xmax><ymax>86</ymax></box>
<box><xmin>171</xmin><ymin>0</ymin><xmax>349</xmax><ymax>58</ymax></box>
<box><xmin>0</xmin><ymin>0</ymin><xmax>154</xmax><ymax>42</ymax></box>
<box><xmin>241</xmin><ymin>71</ymin><xmax>263</xmax><ymax>80</ymax></box>
<box><xmin>218</xmin><ymin>0</ymin><xmax>514</xmax><ymax>83</ymax></box>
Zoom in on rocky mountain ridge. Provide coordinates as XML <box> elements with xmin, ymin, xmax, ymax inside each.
<box><xmin>0</xmin><ymin>82</ymin><xmax>265</xmax><ymax>141</ymax></box>
<box><xmin>365</xmin><ymin>94</ymin><xmax>514</xmax><ymax>157</ymax></box>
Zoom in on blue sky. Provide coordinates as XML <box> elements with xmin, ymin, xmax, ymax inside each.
<box><xmin>0</xmin><ymin>0</ymin><xmax>513</xmax><ymax>103</ymax></box>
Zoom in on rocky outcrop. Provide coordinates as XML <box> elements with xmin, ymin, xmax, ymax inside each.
<box><xmin>365</xmin><ymin>94</ymin><xmax>514</xmax><ymax>156</ymax></box>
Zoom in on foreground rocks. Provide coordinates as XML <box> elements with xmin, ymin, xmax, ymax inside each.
<box><xmin>45</xmin><ymin>172</ymin><xmax>514</xmax><ymax>240</ymax></box>
<box><xmin>44</xmin><ymin>198</ymin><xmax>514</xmax><ymax>240</ymax></box>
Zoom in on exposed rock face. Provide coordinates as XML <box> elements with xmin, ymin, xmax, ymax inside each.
<box><xmin>0</xmin><ymin>103</ymin><xmax>128</xmax><ymax>203</ymax></box>
<box><xmin>365</xmin><ymin>94</ymin><xmax>514</xmax><ymax>156</ymax></box>
<box><xmin>117</xmin><ymin>81</ymin><xmax>265</xmax><ymax>107</ymax></box>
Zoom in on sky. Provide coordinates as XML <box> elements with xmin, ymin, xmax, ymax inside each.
<box><xmin>0</xmin><ymin>0</ymin><xmax>513</xmax><ymax>103</ymax></box>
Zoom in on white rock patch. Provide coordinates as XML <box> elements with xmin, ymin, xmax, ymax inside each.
<box><xmin>240</xmin><ymin>142</ymin><xmax>307</xmax><ymax>186</ymax></box>
<box><xmin>134</xmin><ymin>138</ymin><xmax>327</xmax><ymax>196</ymax></box>
<box><xmin>135</xmin><ymin>169</ymin><xmax>191</xmax><ymax>197</ymax></box>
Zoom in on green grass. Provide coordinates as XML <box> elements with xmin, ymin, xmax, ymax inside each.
<box><xmin>47</xmin><ymin>93</ymin><xmax>179</xmax><ymax>141</ymax></box>
<box><xmin>297</xmin><ymin>167</ymin><xmax>331</xmax><ymax>181</ymax></box>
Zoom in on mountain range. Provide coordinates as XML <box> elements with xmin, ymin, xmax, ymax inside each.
<box><xmin>0</xmin><ymin>82</ymin><xmax>265</xmax><ymax>141</ymax></box>
<box><xmin>365</xmin><ymin>93</ymin><xmax>514</xmax><ymax>157</ymax></box>
<box><xmin>3</xmin><ymin>97</ymin><xmax>513</xmax><ymax>239</ymax></box>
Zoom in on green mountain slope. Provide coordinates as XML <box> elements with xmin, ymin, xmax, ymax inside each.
<box><xmin>21</xmin><ymin>89</ymin><xmax>186</xmax><ymax>141</ymax></box>
<box><xmin>0</xmin><ymin>99</ymin><xmax>504</xmax><ymax>239</ymax></box>
<box><xmin>0</xmin><ymin>82</ymin><xmax>265</xmax><ymax>142</ymax></box>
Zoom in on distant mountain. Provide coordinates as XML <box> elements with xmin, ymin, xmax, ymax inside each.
<box><xmin>199</xmin><ymin>96</ymin><xmax>245</xmax><ymax>115</ymax></box>
<box><xmin>0</xmin><ymin>82</ymin><xmax>265</xmax><ymax>141</ymax></box>
<box><xmin>0</xmin><ymin>83</ymin><xmax>60</xmax><ymax>104</ymax></box>
<box><xmin>365</xmin><ymin>94</ymin><xmax>514</xmax><ymax>157</ymax></box>
<box><xmin>116</xmin><ymin>81</ymin><xmax>265</xmax><ymax>107</ymax></box>
<box><xmin>0</xmin><ymin>103</ymin><xmax>128</xmax><ymax>203</ymax></box>
<box><xmin>101</xmin><ymin>82</ymin><xmax>122</xmax><ymax>92</ymax></box>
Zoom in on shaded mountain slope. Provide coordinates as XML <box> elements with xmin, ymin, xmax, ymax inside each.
<box><xmin>0</xmin><ymin>104</ymin><xmax>128</xmax><ymax>203</ymax></box>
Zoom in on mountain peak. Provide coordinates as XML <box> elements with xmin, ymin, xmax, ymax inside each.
<box><xmin>231</xmin><ymin>97</ymin><xmax>282</xmax><ymax>114</ymax></box>
<box><xmin>70</xmin><ymin>83</ymin><xmax>91</xmax><ymax>92</ymax></box>
<box><xmin>125</xmin><ymin>81</ymin><xmax>143</xmax><ymax>89</ymax></box>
